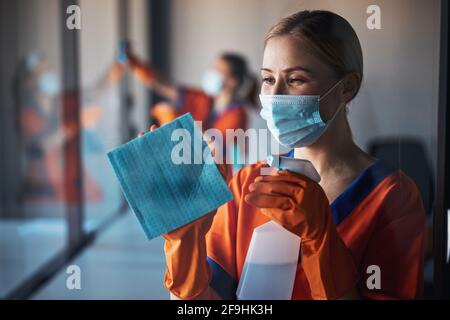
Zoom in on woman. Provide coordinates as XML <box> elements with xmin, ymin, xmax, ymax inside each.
<box><xmin>128</xmin><ymin>50</ymin><xmax>258</xmax><ymax>167</ymax></box>
<box><xmin>155</xmin><ymin>10</ymin><xmax>424</xmax><ymax>300</ymax></box>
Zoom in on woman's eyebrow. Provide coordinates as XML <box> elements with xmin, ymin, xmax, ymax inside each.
<box><xmin>261</xmin><ymin>66</ymin><xmax>313</xmax><ymax>74</ymax></box>
<box><xmin>284</xmin><ymin>66</ymin><xmax>313</xmax><ymax>74</ymax></box>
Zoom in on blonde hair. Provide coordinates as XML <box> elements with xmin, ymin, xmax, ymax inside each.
<box><xmin>265</xmin><ymin>10</ymin><xmax>363</xmax><ymax>100</ymax></box>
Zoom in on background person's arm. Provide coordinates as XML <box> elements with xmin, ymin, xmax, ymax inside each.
<box><xmin>126</xmin><ymin>50</ymin><xmax>178</xmax><ymax>101</ymax></box>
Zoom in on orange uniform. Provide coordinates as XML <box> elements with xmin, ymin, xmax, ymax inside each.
<box><xmin>205</xmin><ymin>150</ymin><xmax>425</xmax><ymax>299</ymax></box>
<box><xmin>153</xmin><ymin>87</ymin><xmax>247</xmax><ymax>174</ymax></box>
<box><xmin>152</xmin><ymin>87</ymin><xmax>247</xmax><ymax>135</ymax></box>
<box><xmin>128</xmin><ymin>53</ymin><xmax>247</xmax><ymax>137</ymax></box>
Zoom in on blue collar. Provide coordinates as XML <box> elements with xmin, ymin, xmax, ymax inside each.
<box><xmin>284</xmin><ymin>149</ymin><xmax>395</xmax><ymax>225</ymax></box>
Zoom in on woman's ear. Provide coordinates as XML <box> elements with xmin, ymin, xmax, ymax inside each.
<box><xmin>341</xmin><ymin>72</ymin><xmax>361</xmax><ymax>104</ymax></box>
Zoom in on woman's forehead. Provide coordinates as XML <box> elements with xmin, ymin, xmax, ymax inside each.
<box><xmin>262</xmin><ymin>35</ymin><xmax>329</xmax><ymax>75</ymax></box>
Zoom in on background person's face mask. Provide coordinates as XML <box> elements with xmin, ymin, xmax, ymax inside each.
<box><xmin>259</xmin><ymin>79</ymin><xmax>345</xmax><ymax>148</ymax></box>
<box><xmin>38</xmin><ymin>71</ymin><xmax>60</xmax><ymax>96</ymax></box>
<box><xmin>202</xmin><ymin>69</ymin><xmax>224</xmax><ymax>96</ymax></box>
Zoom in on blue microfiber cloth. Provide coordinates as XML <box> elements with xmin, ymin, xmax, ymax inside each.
<box><xmin>107</xmin><ymin>113</ymin><xmax>233</xmax><ymax>240</ymax></box>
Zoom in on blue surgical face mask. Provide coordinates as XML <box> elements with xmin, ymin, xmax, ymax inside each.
<box><xmin>259</xmin><ymin>79</ymin><xmax>346</xmax><ymax>148</ymax></box>
<box><xmin>38</xmin><ymin>71</ymin><xmax>60</xmax><ymax>96</ymax></box>
<box><xmin>202</xmin><ymin>69</ymin><xmax>224</xmax><ymax>96</ymax></box>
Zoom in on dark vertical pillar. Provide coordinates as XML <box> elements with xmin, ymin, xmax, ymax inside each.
<box><xmin>147</xmin><ymin>0</ymin><xmax>171</xmax><ymax>123</ymax></box>
<box><xmin>434</xmin><ymin>0</ymin><xmax>450</xmax><ymax>299</ymax></box>
<box><xmin>0</xmin><ymin>0</ymin><xmax>20</xmax><ymax>218</ymax></box>
<box><xmin>148</xmin><ymin>0</ymin><xmax>171</xmax><ymax>76</ymax></box>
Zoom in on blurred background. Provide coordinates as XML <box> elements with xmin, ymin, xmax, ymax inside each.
<box><xmin>0</xmin><ymin>0</ymin><xmax>449</xmax><ymax>299</ymax></box>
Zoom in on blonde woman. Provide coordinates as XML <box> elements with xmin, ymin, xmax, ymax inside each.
<box><xmin>151</xmin><ymin>10</ymin><xmax>425</xmax><ymax>300</ymax></box>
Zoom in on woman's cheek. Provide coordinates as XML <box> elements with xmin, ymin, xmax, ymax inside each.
<box><xmin>319</xmin><ymin>99</ymin><xmax>340</xmax><ymax>121</ymax></box>
<box><xmin>260</xmin><ymin>83</ymin><xmax>272</xmax><ymax>95</ymax></box>
<box><xmin>289</xmin><ymin>83</ymin><xmax>316</xmax><ymax>95</ymax></box>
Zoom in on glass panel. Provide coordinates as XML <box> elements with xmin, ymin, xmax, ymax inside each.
<box><xmin>0</xmin><ymin>0</ymin><xmax>67</xmax><ymax>297</ymax></box>
<box><xmin>79</xmin><ymin>0</ymin><xmax>123</xmax><ymax>232</ymax></box>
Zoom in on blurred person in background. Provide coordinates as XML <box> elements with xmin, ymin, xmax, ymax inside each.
<box><xmin>14</xmin><ymin>52</ymin><xmax>123</xmax><ymax>205</ymax></box>
<box><xmin>123</xmin><ymin>45</ymin><xmax>259</xmax><ymax>171</ymax></box>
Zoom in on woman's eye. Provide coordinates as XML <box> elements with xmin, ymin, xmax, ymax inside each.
<box><xmin>262</xmin><ymin>77</ymin><xmax>275</xmax><ymax>85</ymax></box>
<box><xmin>288</xmin><ymin>78</ymin><xmax>305</xmax><ymax>84</ymax></box>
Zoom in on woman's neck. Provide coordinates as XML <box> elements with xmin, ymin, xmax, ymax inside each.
<box><xmin>294</xmin><ymin>115</ymin><xmax>373</xmax><ymax>181</ymax></box>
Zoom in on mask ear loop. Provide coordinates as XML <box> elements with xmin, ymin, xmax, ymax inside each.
<box><xmin>318</xmin><ymin>78</ymin><xmax>347</xmax><ymax>124</ymax></box>
<box><xmin>318</xmin><ymin>78</ymin><xmax>346</xmax><ymax>102</ymax></box>
<box><xmin>325</xmin><ymin>102</ymin><xmax>347</xmax><ymax>124</ymax></box>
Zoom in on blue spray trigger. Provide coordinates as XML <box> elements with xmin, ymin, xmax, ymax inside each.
<box><xmin>266</xmin><ymin>154</ymin><xmax>321</xmax><ymax>182</ymax></box>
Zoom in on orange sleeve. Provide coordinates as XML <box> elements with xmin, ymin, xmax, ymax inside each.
<box><xmin>129</xmin><ymin>56</ymin><xmax>157</xmax><ymax>86</ymax></box>
<box><xmin>174</xmin><ymin>87</ymin><xmax>213</xmax><ymax>123</ymax></box>
<box><xmin>205</xmin><ymin>168</ymin><xmax>245</xmax><ymax>299</ymax></box>
<box><xmin>359</xmin><ymin>173</ymin><xmax>425</xmax><ymax>299</ymax></box>
<box><xmin>150</xmin><ymin>88</ymin><xmax>212</xmax><ymax>126</ymax></box>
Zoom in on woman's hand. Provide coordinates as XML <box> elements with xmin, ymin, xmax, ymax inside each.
<box><xmin>245</xmin><ymin>169</ymin><xmax>329</xmax><ymax>242</ymax></box>
<box><xmin>137</xmin><ymin>124</ymin><xmax>225</xmax><ymax>299</ymax></box>
<box><xmin>136</xmin><ymin>124</ymin><xmax>159</xmax><ymax>137</ymax></box>
<box><xmin>137</xmin><ymin>124</ymin><xmax>229</xmax><ymax>241</ymax></box>
<box><xmin>244</xmin><ymin>169</ymin><xmax>359</xmax><ymax>300</ymax></box>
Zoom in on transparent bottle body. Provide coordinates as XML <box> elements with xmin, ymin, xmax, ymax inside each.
<box><xmin>236</xmin><ymin>221</ymin><xmax>301</xmax><ymax>300</ymax></box>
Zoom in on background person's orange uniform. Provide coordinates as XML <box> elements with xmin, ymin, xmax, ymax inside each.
<box><xmin>127</xmin><ymin>49</ymin><xmax>249</xmax><ymax>136</ymax></box>
<box><xmin>155</xmin><ymin>87</ymin><xmax>247</xmax><ymax>137</ymax></box>
<box><xmin>152</xmin><ymin>87</ymin><xmax>247</xmax><ymax>163</ymax></box>
<box><xmin>126</xmin><ymin>48</ymin><xmax>255</xmax><ymax>170</ymax></box>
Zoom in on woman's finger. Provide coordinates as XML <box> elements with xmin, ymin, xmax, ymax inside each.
<box><xmin>248</xmin><ymin>180</ymin><xmax>304</xmax><ymax>199</ymax></box>
<box><xmin>149</xmin><ymin>124</ymin><xmax>158</xmax><ymax>131</ymax></box>
<box><xmin>137</xmin><ymin>131</ymin><xmax>145</xmax><ymax>137</ymax></box>
<box><xmin>205</xmin><ymin>139</ymin><xmax>217</xmax><ymax>157</ymax></box>
<box><xmin>254</xmin><ymin>171</ymin><xmax>310</xmax><ymax>187</ymax></box>
<box><xmin>244</xmin><ymin>192</ymin><xmax>295</xmax><ymax>210</ymax></box>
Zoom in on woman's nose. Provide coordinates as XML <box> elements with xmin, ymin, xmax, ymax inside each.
<box><xmin>271</xmin><ymin>81</ymin><xmax>287</xmax><ymax>95</ymax></box>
